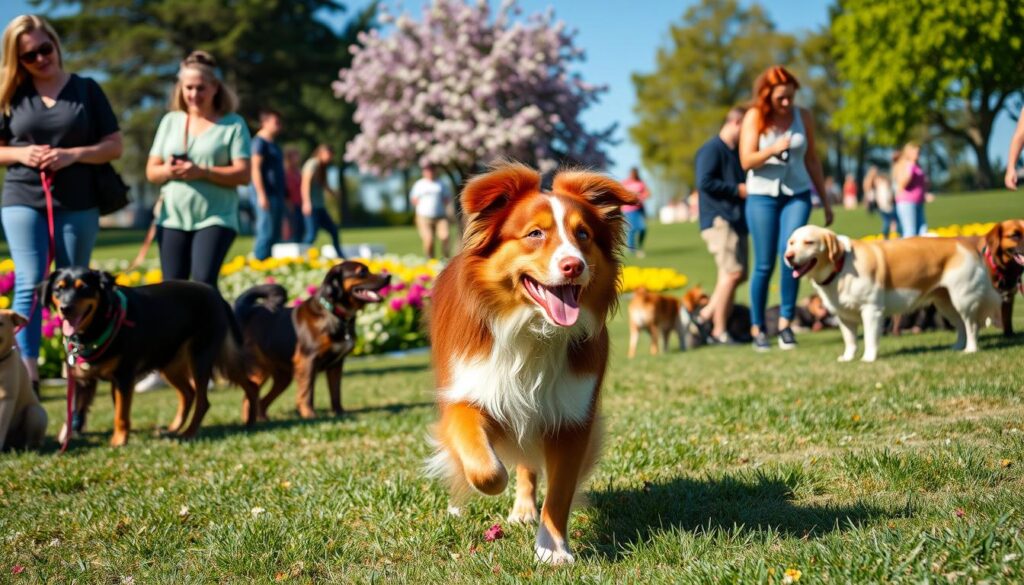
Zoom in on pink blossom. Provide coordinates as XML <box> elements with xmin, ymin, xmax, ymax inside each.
<box><xmin>307</xmin><ymin>285</ymin><xmax>319</xmax><ymax>296</ymax></box>
<box><xmin>11</xmin><ymin>565</ymin><xmax>25</xmax><ymax>574</ymax></box>
<box><xmin>389</xmin><ymin>297</ymin><xmax>406</xmax><ymax>311</ymax></box>
<box><xmin>42</xmin><ymin>324</ymin><xmax>55</xmax><ymax>339</ymax></box>
<box><xmin>483</xmin><ymin>524</ymin><xmax>504</xmax><ymax>542</ymax></box>
<box><xmin>391</xmin><ymin>282</ymin><xmax>407</xmax><ymax>293</ymax></box>
<box><xmin>265</xmin><ymin>276</ymin><xmax>277</xmax><ymax>284</ymax></box>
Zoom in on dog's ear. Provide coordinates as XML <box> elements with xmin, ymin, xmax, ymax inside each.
<box><xmin>984</xmin><ymin>221</ymin><xmax>1004</xmax><ymax>254</ymax></box>
<box><xmin>36</xmin><ymin>271</ymin><xmax>61</xmax><ymax>309</ymax></box>
<box><xmin>460</xmin><ymin>162</ymin><xmax>541</xmax><ymax>216</ymax></box>
<box><xmin>822</xmin><ymin>230</ymin><xmax>843</xmax><ymax>265</ymax></box>
<box><xmin>98</xmin><ymin>271</ymin><xmax>118</xmax><ymax>290</ymax></box>
<box><xmin>551</xmin><ymin>171</ymin><xmax>639</xmax><ymax>221</ymax></box>
<box><xmin>10</xmin><ymin>311</ymin><xmax>28</xmax><ymax>328</ymax></box>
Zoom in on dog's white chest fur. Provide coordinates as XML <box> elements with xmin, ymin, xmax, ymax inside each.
<box><xmin>442</xmin><ymin>307</ymin><xmax>597</xmax><ymax>441</ymax></box>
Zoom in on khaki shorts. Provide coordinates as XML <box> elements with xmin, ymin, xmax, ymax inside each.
<box><xmin>415</xmin><ymin>215</ymin><xmax>450</xmax><ymax>240</ymax></box>
<box><xmin>701</xmin><ymin>216</ymin><xmax>748</xmax><ymax>275</ymax></box>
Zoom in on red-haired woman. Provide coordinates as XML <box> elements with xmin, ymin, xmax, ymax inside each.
<box><xmin>739</xmin><ymin>65</ymin><xmax>832</xmax><ymax>352</ymax></box>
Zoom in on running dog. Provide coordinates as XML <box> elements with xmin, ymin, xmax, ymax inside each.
<box><xmin>427</xmin><ymin>163</ymin><xmax>636</xmax><ymax>564</ymax></box>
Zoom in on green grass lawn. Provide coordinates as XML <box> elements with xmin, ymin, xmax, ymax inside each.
<box><xmin>1</xmin><ymin>191</ymin><xmax>1023</xmax><ymax>582</ymax></box>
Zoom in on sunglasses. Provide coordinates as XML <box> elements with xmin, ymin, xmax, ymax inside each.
<box><xmin>19</xmin><ymin>42</ymin><xmax>54</xmax><ymax>64</ymax></box>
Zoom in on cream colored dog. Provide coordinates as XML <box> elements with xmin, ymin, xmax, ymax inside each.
<box><xmin>0</xmin><ymin>310</ymin><xmax>47</xmax><ymax>450</ymax></box>
<box><xmin>783</xmin><ymin>226</ymin><xmax>1000</xmax><ymax>362</ymax></box>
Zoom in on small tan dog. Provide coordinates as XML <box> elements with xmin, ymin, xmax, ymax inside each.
<box><xmin>0</xmin><ymin>310</ymin><xmax>47</xmax><ymax>450</ymax></box>
<box><xmin>627</xmin><ymin>287</ymin><xmax>700</xmax><ymax>357</ymax></box>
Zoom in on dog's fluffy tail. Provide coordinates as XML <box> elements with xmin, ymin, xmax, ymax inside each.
<box><xmin>233</xmin><ymin>284</ymin><xmax>288</xmax><ymax>326</ymax></box>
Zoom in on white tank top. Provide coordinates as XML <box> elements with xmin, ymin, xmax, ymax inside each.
<box><xmin>746</xmin><ymin>107</ymin><xmax>814</xmax><ymax>197</ymax></box>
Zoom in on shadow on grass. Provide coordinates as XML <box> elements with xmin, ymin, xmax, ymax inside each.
<box><xmin>344</xmin><ymin>362</ymin><xmax>431</xmax><ymax>376</ymax></box>
<box><xmin>883</xmin><ymin>332</ymin><xmax>1023</xmax><ymax>358</ymax></box>
<box><xmin>193</xmin><ymin>400</ymin><xmax>435</xmax><ymax>441</ymax></box>
<box><xmin>587</xmin><ymin>473</ymin><xmax>893</xmax><ymax>561</ymax></box>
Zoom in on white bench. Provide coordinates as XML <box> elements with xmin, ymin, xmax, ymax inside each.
<box><xmin>270</xmin><ymin>243</ymin><xmax>387</xmax><ymax>259</ymax></box>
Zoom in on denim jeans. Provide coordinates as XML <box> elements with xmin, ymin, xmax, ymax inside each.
<box><xmin>879</xmin><ymin>209</ymin><xmax>898</xmax><ymax>239</ymax></box>
<box><xmin>745</xmin><ymin>192</ymin><xmax>812</xmax><ymax>329</ymax></box>
<box><xmin>252</xmin><ymin>196</ymin><xmax>284</xmax><ymax>260</ymax></box>
<box><xmin>624</xmin><ymin>209</ymin><xmax>647</xmax><ymax>251</ymax></box>
<box><xmin>895</xmin><ymin>202</ymin><xmax>927</xmax><ymax>238</ymax></box>
<box><xmin>302</xmin><ymin>208</ymin><xmax>342</xmax><ymax>258</ymax></box>
<box><xmin>1</xmin><ymin>205</ymin><xmax>99</xmax><ymax>357</ymax></box>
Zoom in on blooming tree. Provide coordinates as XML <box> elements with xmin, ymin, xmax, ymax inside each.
<box><xmin>333</xmin><ymin>0</ymin><xmax>614</xmax><ymax>180</ymax></box>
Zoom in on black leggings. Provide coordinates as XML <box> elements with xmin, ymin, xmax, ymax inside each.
<box><xmin>158</xmin><ymin>226</ymin><xmax>236</xmax><ymax>290</ymax></box>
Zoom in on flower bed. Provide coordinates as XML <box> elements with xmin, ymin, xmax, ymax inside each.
<box><xmin>619</xmin><ymin>266</ymin><xmax>689</xmax><ymax>293</ymax></box>
<box><xmin>860</xmin><ymin>221</ymin><xmax>996</xmax><ymax>241</ymax></box>
<box><xmin>0</xmin><ymin>252</ymin><xmax>441</xmax><ymax>379</ymax></box>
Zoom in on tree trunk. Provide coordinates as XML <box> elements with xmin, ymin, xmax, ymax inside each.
<box><xmin>402</xmin><ymin>167</ymin><xmax>413</xmax><ymax>213</ymax></box>
<box><xmin>336</xmin><ymin>160</ymin><xmax>353</xmax><ymax>227</ymax></box>
<box><xmin>855</xmin><ymin>135</ymin><xmax>868</xmax><ymax>200</ymax></box>
<box><xmin>967</xmin><ymin>134</ymin><xmax>994</xmax><ymax>189</ymax></box>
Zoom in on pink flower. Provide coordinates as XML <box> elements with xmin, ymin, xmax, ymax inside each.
<box><xmin>306</xmin><ymin>285</ymin><xmax>318</xmax><ymax>296</ymax></box>
<box><xmin>391</xmin><ymin>282</ymin><xmax>407</xmax><ymax>292</ymax></box>
<box><xmin>12</xmin><ymin>565</ymin><xmax>25</xmax><ymax>574</ymax></box>
<box><xmin>42</xmin><ymin>324</ymin><xmax>55</xmax><ymax>339</ymax></box>
<box><xmin>484</xmin><ymin>524</ymin><xmax>504</xmax><ymax>542</ymax></box>
<box><xmin>416</xmin><ymin>274</ymin><xmax>432</xmax><ymax>283</ymax></box>
<box><xmin>265</xmin><ymin>276</ymin><xmax>277</xmax><ymax>284</ymax></box>
<box><xmin>955</xmin><ymin>508</ymin><xmax>965</xmax><ymax>518</ymax></box>
<box><xmin>292</xmin><ymin>299</ymin><xmax>302</xmax><ymax>307</ymax></box>
<box><xmin>389</xmin><ymin>297</ymin><xmax>406</xmax><ymax>311</ymax></box>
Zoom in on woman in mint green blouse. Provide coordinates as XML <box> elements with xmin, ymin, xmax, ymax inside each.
<box><xmin>145</xmin><ymin>51</ymin><xmax>251</xmax><ymax>289</ymax></box>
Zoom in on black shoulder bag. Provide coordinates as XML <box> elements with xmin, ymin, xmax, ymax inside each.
<box><xmin>86</xmin><ymin>78</ymin><xmax>130</xmax><ymax>216</ymax></box>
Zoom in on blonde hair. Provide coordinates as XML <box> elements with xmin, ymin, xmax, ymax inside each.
<box><xmin>169</xmin><ymin>50</ymin><xmax>238</xmax><ymax>116</ymax></box>
<box><xmin>0</xmin><ymin>15</ymin><xmax>64</xmax><ymax>115</ymax></box>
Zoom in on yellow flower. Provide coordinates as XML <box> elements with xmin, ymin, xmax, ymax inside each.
<box><xmin>0</xmin><ymin>296</ymin><xmax>9</xmax><ymax>309</ymax></box>
<box><xmin>307</xmin><ymin>247</ymin><xmax>320</xmax><ymax>260</ymax></box>
<box><xmin>0</xmin><ymin>258</ymin><xmax>14</xmax><ymax>272</ymax></box>
<box><xmin>783</xmin><ymin>568</ymin><xmax>802</xmax><ymax>583</ymax></box>
<box><xmin>1000</xmin><ymin>459</ymin><xmax>1012</xmax><ymax>469</ymax></box>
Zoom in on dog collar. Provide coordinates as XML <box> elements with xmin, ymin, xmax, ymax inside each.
<box><xmin>317</xmin><ymin>295</ymin><xmax>352</xmax><ymax>319</ymax></box>
<box><xmin>815</xmin><ymin>252</ymin><xmax>845</xmax><ymax>286</ymax></box>
<box><xmin>982</xmin><ymin>245</ymin><xmax>1022</xmax><ymax>293</ymax></box>
<box><xmin>64</xmin><ymin>289</ymin><xmax>133</xmax><ymax>361</ymax></box>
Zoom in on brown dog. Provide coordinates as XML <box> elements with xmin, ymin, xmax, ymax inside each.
<box><xmin>234</xmin><ymin>261</ymin><xmax>390</xmax><ymax>420</ymax></box>
<box><xmin>961</xmin><ymin>219</ymin><xmax>1024</xmax><ymax>336</ymax></box>
<box><xmin>627</xmin><ymin>287</ymin><xmax>687</xmax><ymax>357</ymax></box>
<box><xmin>0</xmin><ymin>310</ymin><xmax>46</xmax><ymax>450</ymax></box>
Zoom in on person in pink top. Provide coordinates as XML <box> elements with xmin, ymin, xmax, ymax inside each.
<box><xmin>283</xmin><ymin>147</ymin><xmax>303</xmax><ymax>242</ymax></box>
<box><xmin>621</xmin><ymin>167</ymin><xmax>650</xmax><ymax>257</ymax></box>
<box><xmin>893</xmin><ymin>142</ymin><xmax>928</xmax><ymax>237</ymax></box>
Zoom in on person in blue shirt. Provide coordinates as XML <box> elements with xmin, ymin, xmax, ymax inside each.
<box><xmin>693</xmin><ymin>106</ymin><xmax>748</xmax><ymax>344</ymax></box>
<box><xmin>251</xmin><ymin>109</ymin><xmax>286</xmax><ymax>260</ymax></box>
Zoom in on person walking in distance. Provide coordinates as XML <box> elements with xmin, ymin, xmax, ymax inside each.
<box><xmin>693</xmin><ymin>106</ymin><xmax>749</xmax><ymax>344</ymax></box>
<box><xmin>620</xmin><ymin>167</ymin><xmax>651</xmax><ymax>258</ymax></box>
<box><xmin>409</xmin><ymin>164</ymin><xmax>452</xmax><ymax>259</ymax></box>
<box><xmin>251</xmin><ymin>108</ymin><xmax>286</xmax><ymax>260</ymax></box>
<box><xmin>301</xmin><ymin>144</ymin><xmax>343</xmax><ymax>259</ymax></box>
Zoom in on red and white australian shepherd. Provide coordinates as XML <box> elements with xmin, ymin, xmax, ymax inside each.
<box><xmin>427</xmin><ymin>163</ymin><xmax>636</xmax><ymax>564</ymax></box>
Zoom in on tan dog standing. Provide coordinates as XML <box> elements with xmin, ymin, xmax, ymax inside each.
<box><xmin>0</xmin><ymin>310</ymin><xmax>47</xmax><ymax>450</ymax></box>
<box><xmin>784</xmin><ymin>226</ymin><xmax>1000</xmax><ymax>362</ymax></box>
<box><xmin>627</xmin><ymin>287</ymin><xmax>688</xmax><ymax>357</ymax></box>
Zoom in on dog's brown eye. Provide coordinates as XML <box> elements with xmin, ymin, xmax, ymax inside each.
<box><xmin>575</xmin><ymin>229</ymin><xmax>589</xmax><ymax>241</ymax></box>
<box><xmin>804</xmin><ymin>240</ymin><xmax>814</xmax><ymax>245</ymax></box>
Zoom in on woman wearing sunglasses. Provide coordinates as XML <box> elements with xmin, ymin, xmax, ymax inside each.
<box><xmin>0</xmin><ymin>15</ymin><xmax>123</xmax><ymax>393</ymax></box>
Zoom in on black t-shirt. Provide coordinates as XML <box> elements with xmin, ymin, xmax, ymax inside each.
<box><xmin>0</xmin><ymin>74</ymin><xmax>120</xmax><ymax>210</ymax></box>
<box><xmin>252</xmin><ymin>136</ymin><xmax>286</xmax><ymax>199</ymax></box>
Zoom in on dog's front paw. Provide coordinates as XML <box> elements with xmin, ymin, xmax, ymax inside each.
<box><xmin>860</xmin><ymin>352</ymin><xmax>877</xmax><ymax>362</ymax></box>
<box><xmin>507</xmin><ymin>498</ymin><xmax>539</xmax><ymax>524</ymax></box>
<box><xmin>535</xmin><ymin>545</ymin><xmax>575</xmax><ymax>565</ymax></box>
<box><xmin>297</xmin><ymin>407</ymin><xmax>317</xmax><ymax>420</ymax></box>
<box><xmin>837</xmin><ymin>353</ymin><xmax>855</xmax><ymax>362</ymax></box>
<box><xmin>535</xmin><ymin>521</ymin><xmax>574</xmax><ymax>564</ymax></box>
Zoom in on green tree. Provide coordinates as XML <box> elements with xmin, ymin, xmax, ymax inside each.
<box><xmin>832</xmin><ymin>0</ymin><xmax>1024</xmax><ymax>188</ymax></box>
<box><xmin>630</xmin><ymin>0</ymin><xmax>797</xmax><ymax>187</ymax></box>
<box><xmin>34</xmin><ymin>0</ymin><xmax>374</xmax><ymax>218</ymax></box>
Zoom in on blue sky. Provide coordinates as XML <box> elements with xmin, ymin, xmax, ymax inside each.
<box><xmin>1</xmin><ymin>0</ymin><xmax>1016</xmax><ymax>180</ymax></box>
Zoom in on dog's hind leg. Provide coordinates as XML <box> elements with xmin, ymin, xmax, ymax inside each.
<box><xmin>258</xmin><ymin>370</ymin><xmax>290</xmax><ymax>420</ymax></box>
<box><xmin>933</xmin><ymin>292</ymin><xmax>966</xmax><ymax>350</ymax></box>
<box><xmin>326</xmin><ymin>361</ymin><xmax>344</xmax><ymax>416</ymax></box>
<box><xmin>860</xmin><ymin>305</ymin><xmax>884</xmax><ymax>362</ymax></box>
<box><xmin>111</xmin><ymin>376</ymin><xmax>134</xmax><ymax>447</ymax></box>
<box><xmin>179</xmin><ymin>347</ymin><xmax>217</xmax><ymax>438</ymax></box>
<box><xmin>507</xmin><ymin>464</ymin><xmax>539</xmax><ymax>524</ymax></box>
<box><xmin>627</xmin><ymin>325</ymin><xmax>639</xmax><ymax>359</ymax></box>
<box><xmin>293</xmin><ymin>352</ymin><xmax>318</xmax><ymax>419</ymax></box>
<box><xmin>647</xmin><ymin>322</ymin><xmax>659</xmax><ymax>355</ymax></box>
<box><xmin>162</xmin><ymin>362</ymin><xmax>195</xmax><ymax>434</ymax></box>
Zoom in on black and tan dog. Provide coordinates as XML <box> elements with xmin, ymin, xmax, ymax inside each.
<box><xmin>42</xmin><ymin>267</ymin><xmax>255</xmax><ymax>447</ymax></box>
<box><xmin>234</xmin><ymin>261</ymin><xmax>390</xmax><ymax>420</ymax></box>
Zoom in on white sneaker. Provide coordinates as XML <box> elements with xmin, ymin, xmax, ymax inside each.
<box><xmin>135</xmin><ymin>371</ymin><xmax>167</xmax><ymax>393</ymax></box>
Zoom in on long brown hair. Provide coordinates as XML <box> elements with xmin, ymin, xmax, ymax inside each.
<box><xmin>312</xmin><ymin>144</ymin><xmax>332</xmax><ymax>186</ymax></box>
<box><xmin>751</xmin><ymin>65</ymin><xmax>800</xmax><ymax>135</ymax></box>
<box><xmin>0</xmin><ymin>15</ymin><xmax>64</xmax><ymax>115</ymax></box>
<box><xmin>169</xmin><ymin>50</ymin><xmax>238</xmax><ymax>116</ymax></box>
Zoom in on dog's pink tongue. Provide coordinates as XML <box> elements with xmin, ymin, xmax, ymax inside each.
<box><xmin>792</xmin><ymin>268</ymin><xmax>801</xmax><ymax>279</ymax></box>
<box><xmin>542</xmin><ymin>286</ymin><xmax>580</xmax><ymax>327</ymax></box>
<box><xmin>61</xmin><ymin>319</ymin><xmax>75</xmax><ymax>337</ymax></box>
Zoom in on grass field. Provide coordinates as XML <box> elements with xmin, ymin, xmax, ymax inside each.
<box><xmin>1</xmin><ymin>191</ymin><xmax>1023</xmax><ymax>582</ymax></box>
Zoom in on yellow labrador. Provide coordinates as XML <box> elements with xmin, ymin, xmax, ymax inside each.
<box><xmin>783</xmin><ymin>225</ymin><xmax>1000</xmax><ymax>362</ymax></box>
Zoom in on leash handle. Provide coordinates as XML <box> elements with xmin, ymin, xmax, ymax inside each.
<box><xmin>13</xmin><ymin>170</ymin><xmax>57</xmax><ymax>335</ymax></box>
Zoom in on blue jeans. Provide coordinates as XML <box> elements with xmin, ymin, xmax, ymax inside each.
<box><xmin>1</xmin><ymin>205</ymin><xmax>99</xmax><ymax>358</ymax></box>
<box><xmin>302</xmin><ymin>208</ymin><xmax>343</xmax><ymax>258</ymax></box>
<box><xmin>745</xmin><ymin>192</ymin><xmax>812</xmax><ymax>329</ymax></box>
<box><xmin>879</xmin><ymin>209</ymin><xmax>897</xmax><ymax>239</ymax></box>
<box><xmin>252</xmin><ymin>196</ymin><xmax>284</xmax><ymax>260</ymax></box>
<box><xmin>624</xmin><ymin>209</ymin><xmax>646</xmax><ymax>251</ymax></box>
<box><xmin>895</xmin><ymin>202</ymin><xmax>926</xmax><ymax>238</ymax></box>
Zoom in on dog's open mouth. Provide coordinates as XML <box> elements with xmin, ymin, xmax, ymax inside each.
<box><xmin>60</xmin><ymin>304</ymin><xmax>94</xmax><ymax>337</ymax></box>
<box><xmin>522</xmin><ymin>275</ymin><xmax>582</xmax><ymax>327</ymax></box>
<box><xmin>790</xmin><ymin>258</ymin><xmax>817</xmax><ymax>279</ymax></box>
<box><xmin>352</xmin><ymin>287</ymin><xmax>385</xmax><ymax>302</ymax></box>
<box><xmin>1012</xmin><ymin>251</ymin><xmax>1024</xmax><ymax>266</ymax></box>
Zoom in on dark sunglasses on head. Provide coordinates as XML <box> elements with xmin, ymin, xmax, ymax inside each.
<box><xmin>19</xmin><ymin>42</ymin><xmax>54</xmax><ymax>64</ymax></box>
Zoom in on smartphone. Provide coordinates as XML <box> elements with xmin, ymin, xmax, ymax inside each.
<box><xmin>170</xmin><ymin>153</ymin><xmax>189</xmax><ymax>164</ymax></box>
